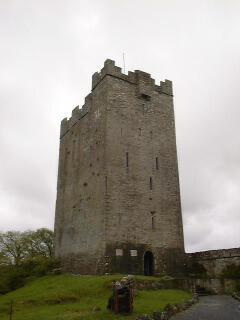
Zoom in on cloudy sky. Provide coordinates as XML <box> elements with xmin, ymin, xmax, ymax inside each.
<box><xmin>1</xmin><ymin>0</ymin><xmax>240</xmax><ymax>253</ymax></box>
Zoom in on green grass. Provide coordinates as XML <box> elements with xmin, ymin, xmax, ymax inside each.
<box><xmin>0</xmin><ymin>274</ymin><xmax>191</xmax><ymax>320</ymax></box>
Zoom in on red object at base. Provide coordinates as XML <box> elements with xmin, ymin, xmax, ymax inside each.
<box><xmin>129</xmin><ymin>288</ymin><xmax>133</xmax><ymax>313</ymax></box>
<box><xmin>114</xmin><ymin>289</ymin><xmax>119</xmax><ymax>313</ymax></box>
<box><xmin>112</xmin><ymin>287</ymin><xmax>133</xmax><ymax>314</ymax></box>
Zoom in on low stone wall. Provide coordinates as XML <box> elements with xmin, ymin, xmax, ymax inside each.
<box><xmin>135</xmin><ymin>278</ymin><xmax>240</xmax><ymax>295</ymax></box>
<box><xmin>135</xmin><ymin>279</ymin><xmax>195</xmax><ymax>293</ymax></box>
<box><xmin>192</xmin><ymin>278</ymin><xmax>240</xmax><ymax>295</ymax></box>
<box><xmin>135</xmin><ymin>294</ymin><xmax>199</xmax><ymax>320</ymax></box>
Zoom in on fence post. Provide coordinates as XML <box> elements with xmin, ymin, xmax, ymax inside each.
<box><xmin>9</xmin><ymin>300</ymin><xmax>13</xmax><ymax>320</ymax></box>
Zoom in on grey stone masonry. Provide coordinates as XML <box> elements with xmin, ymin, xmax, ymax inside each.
<box><xmin>187</xmin><ymin>248</ymin><xmax>240</xmax><ymax>278</ymax></box>
<box><xmin>54</xmin><ymin>59</ymin><xmax>185</xmax><ymax>275</ymax></box>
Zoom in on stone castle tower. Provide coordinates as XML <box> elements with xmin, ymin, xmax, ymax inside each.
<box><xmin>54</xmin><ymin>59</ymin><xmax>185</xmax><ymax>276</ymax></box>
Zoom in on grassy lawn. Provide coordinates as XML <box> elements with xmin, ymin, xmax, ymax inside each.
<box><xmin>0</xmin><ymin>274</ymin><xmax>191</xmax><ymax>320</ymax></box>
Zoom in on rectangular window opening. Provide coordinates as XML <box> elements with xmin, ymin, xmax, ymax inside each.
<box><xmin>156</xmin><ymin>157</ymin><xmax>159</xmax><ymax>170</ymax></box>
<box><xmin>105</xmin><ymin>176</ymin><xmax>108</xmax><ymax>192</ymax></box>
<box><xmin>151</xmin><ymin>211</ymin><xmax>155</xmax><ymax>230</ymax></box>
<box><xmin>150</xmin><ymin>177</ymin><xmax>152</xmax><ymax>190</ymax></box>
<box><xmin>152</xmin><ymin>216</ymin><xmax>155</xmax><ymax>230</ymax></box>
<box><xmin>138</xmin><ymin>128</ymin><xmax>142</xmax><ymax>136</ymax></box>
<box><xmin>126</xmin><ymin>152</ymin><xmax>129</xmax><ymax>167</ymax></box>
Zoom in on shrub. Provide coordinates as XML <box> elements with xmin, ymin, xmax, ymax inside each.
<box><xmin>21</xmin><ymin>256</ymin><xmax>60</xmax><ymax>276</ymax></box>
<box><xmin>0</xmin><ymin>266</ymin><xmax>26</xmax><ymax>294</ymax></box>
<box><xmin>0</xmin><ymin>257</ymin><xmax>60</xmax><ymax>295</ymax></box>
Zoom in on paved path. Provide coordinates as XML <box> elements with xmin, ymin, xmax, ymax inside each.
<box><xmin>173</xmin><ymin>295</ymin><xmax>240</xmax><ymax>320</ymax></box>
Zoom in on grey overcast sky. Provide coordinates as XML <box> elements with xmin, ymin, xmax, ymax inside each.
<box><xmin>1</xmin><ymin>0</ymin><xmax>240</xmax><ymax>253</ymax></box>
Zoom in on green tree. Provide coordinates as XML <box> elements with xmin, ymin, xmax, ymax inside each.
<box><xmin>0</xmin><ymin>231</ymin><xmax>27</xmax><ymax>265</ymax></box>
<box><xmin>0</xmin><ymin>228</ymin><xmax>54</xmax><ymax>266</ymax></box>
<box><xmin>0</xmin><ymin>228</ymin><xmax>58</xmax><ymax>295</ymax></box>
<box><xmin>23</xmin><ymin>228</ymin><xmax>54</xmax><ymax>258</ymax></box>
<box><xmin>0</xmin><ymin>251</ymin><xmax>10</xmax><ymax>266</ymax></box>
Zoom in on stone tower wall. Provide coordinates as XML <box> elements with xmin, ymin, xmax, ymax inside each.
<box><xmin>54</xmin><ymin>79</ymin><xmax>109</xmax><ymax>274</ymax></box>
<box><xmin>54</xmin><ymin>59</ymin><xmax>185</xmax><ymax>275</ymax></box>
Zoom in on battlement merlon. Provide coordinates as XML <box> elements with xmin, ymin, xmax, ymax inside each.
<box><xmin>60</xmin><ymin>93</ymin><xmax>92</xmax><ymax>139</ymax></box>
<box><xmin>60</xmin><ymin>60</ymin><xmax>173</xmax><ymax>138</ymax></box>
<box><xmin>92</xmin><ymin>59</ymin><xmax>173</xmax><ymax>96</ymax></box>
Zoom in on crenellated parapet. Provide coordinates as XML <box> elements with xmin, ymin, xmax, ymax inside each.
<box><xmin>92</xmin><ymin>59</ymin><xmax>173</xmax><ymax>96</ymax></box>
<box><xmin>60</xmin><ymin>59</ymin><xmax>172</xmax><ymax>138</ymax></box>
<box><xmin>60</xmin><ymin>93</ymin><xmax>92</xmax><ymax>138</ymax></box>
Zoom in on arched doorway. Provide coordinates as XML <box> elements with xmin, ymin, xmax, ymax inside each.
<box><xmin>144</xmin><ymin>251</ymin><xmax>154</xmax><ymax>276</ymax></box>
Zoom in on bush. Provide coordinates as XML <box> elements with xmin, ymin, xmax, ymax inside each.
<box><xmin>0</xmin><ymin>257</ymin><xmax>60</xmax><ymax>295</ymax></box>
<box><xmin>0</xmin><ymin>266</ymin><xmax>26</xmax><ymax>294</ymax></box>
<box><xmin>21</xmin><ymin>256</ymin><xmax>60</xmax><ymax>276</ymax></box>
<box><xmin>0</xmin><ymin>228</ymin><xmax>57</xmax><ymax>295</ymax></box>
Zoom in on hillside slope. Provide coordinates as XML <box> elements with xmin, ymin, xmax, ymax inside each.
<box><xmin>0</xmin><ymin>274</ymin><xmax>191</xmax><ymax>320</ymax></box>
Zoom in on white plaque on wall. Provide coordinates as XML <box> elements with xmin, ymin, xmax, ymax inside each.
<box><xmin>130</xmin><ymin>250</ymin><xmax>137</xmax><ymax>256</ymax></box>
<box><xmin>116</xmin><ymin>249</ymin><xmax>123</xmax><ymax>256</ymax></box>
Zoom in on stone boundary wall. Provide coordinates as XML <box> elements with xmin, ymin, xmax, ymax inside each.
<box><xmin>188</xmin><ymin>248</ymin><xmax>240</xmax><ymax>260</ymax></box>
<box><xmin>135</xmin><ymin>279</ymin><xmax>194</xmax><ymax>293</ymax></box>
<box><xmin>135</xmin><ymin>278</ymin><xmax>240</xmax><ymax>295</ymax></box>
<box><xmin>187</xmin><ymin>248</ymin><xmax>240</xmax><ymax>278</ymax></box>
<box><xmin>192</xmin><ymin>278</ymin><xmax>240</xmax><ymax>295</ymax></box>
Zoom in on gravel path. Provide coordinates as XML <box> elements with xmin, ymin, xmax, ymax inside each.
<box><xmin>173</xmin><ymin>295</ymin><xmax>240</xmax><ymax>320</ymax></box>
